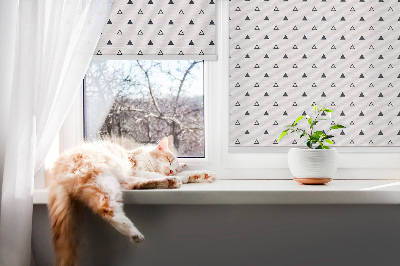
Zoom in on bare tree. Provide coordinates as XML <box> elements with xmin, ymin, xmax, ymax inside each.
<box><xmin>85</xmin><ymin>60</ymin><xmax>204</xmax><ymax>157</ymax></box>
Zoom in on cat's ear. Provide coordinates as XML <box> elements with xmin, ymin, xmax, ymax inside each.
<box><xmin>157</xmin><ymin>137</ymin><xmax>168</xmax><ymax>151</ymax></box>
<box><xmin>167</xmin><ymin>135</ymin><xmax>178</xmax><ymax>155</ymax></box>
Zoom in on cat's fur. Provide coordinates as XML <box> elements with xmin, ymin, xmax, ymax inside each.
<box><xmin>48</xmin><ymin>137</ymin><xmax>216</xmax><ymax>266</ymax></box>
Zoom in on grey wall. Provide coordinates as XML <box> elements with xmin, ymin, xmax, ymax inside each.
<box><xmin>33</xmin><ymin>205</ymin><xmax>400</xmax><ymax>266</ymax></box>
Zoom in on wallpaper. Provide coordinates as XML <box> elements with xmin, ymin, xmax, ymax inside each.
<box><xmin>95</xmin><ymin>0</ymin><xmax>216</xmax><ymax>59</ymax></box>
<box><xmin>230</xmin><ymin>0</ymin><xmax>400</xmax><ymax>147</ymax></box>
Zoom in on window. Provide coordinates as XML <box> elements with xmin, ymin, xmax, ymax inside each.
<box><xmin>83</xmin><ymin>60</ymin><xmax>205</xmax><ymax>158</ymax></box>
<box><xmin>229</xmin><ymin>0</ymin><xmax>400</xmax><ymax>149</ymax></box>
<box><xmin>55</xmin><ymin>0</ymin><xmax>400</xmax><ymax>182</ymax></box>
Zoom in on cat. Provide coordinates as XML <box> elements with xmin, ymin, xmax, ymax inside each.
<box><xmin>48</xmin><ymin>137</ymin><xmax>216</xmax><ymax>266</ymax></box>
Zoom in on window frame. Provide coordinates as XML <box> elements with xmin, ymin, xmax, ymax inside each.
<box><xmin>82</xmin><ymin>60</ymin><xmax>208</xmax><ymax>160</ymax></box>
<box><xmin>58</xmin><ymin>0</ymin><xmax>400</xmax><ymax>181</ymax></box>
<box><xmin>219</xmin><ymin>0</ymin><xmax>400</xmax><ymax>172</ymax></box>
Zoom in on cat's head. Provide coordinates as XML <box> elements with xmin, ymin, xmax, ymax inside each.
<box><xmin>149</xmin><ymin>137</ymin><xmax>179</xmax><ymax>176</ymax></box>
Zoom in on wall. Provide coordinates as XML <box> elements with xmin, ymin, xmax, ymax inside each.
<box><xmin>32</xmin><ymin>204</ymin><xmax>400</xmax><ymax>266</ymax></box>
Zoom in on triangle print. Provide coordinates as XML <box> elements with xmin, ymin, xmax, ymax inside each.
<box><xmin>95</xmin><ymin>1</ymin><xmax>216</xmax><ymax>58</ymax></box>
<box><xmin>229</xmin><ymin>0</ymin><xmax>400</xmax><ymax>147</ymax></box>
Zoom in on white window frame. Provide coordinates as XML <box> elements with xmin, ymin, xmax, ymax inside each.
<box><xmin>58</xmin><ymin>0</ymin><xmax>400</xmax><ymax>181</ymax></box>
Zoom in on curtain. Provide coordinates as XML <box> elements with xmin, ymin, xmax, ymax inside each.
<box><xmin>0</xmin><ymin>0</ymin><xmax>18</xmax><ymax>197</ymax></box>
<box><xmin>0</xmin><ymin>0</ymin><xmax>113</xmax><ymax>265</ymax></box>
<box><xmin>229</xmin><ymin>0</ymin><xmax>400</xmax><ymax>147</ymax></box>
<box><xmin>95</xmin><ymin>0</ymin><xmax>217</xmax><ymax>60</ymax></box>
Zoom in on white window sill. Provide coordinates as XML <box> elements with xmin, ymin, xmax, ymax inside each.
<box><xmin>33</xmin><ymin>180</ymin><xmax>400</xmax><ymax>205</ymax></box>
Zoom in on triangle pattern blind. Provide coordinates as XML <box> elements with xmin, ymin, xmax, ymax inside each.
<box><xmin>95</xmin><ymin>0</ymin><xmax>217</xmax><ymax>60</ymax></box>
<box><xmin>230</xmin><ymin>0</ymin><xmax>400</xmax><ymax>147</ymax></box>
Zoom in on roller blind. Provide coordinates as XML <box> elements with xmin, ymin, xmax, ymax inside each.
<box><xmin>230</xmin><ymin>0</ymin><xmax>400</xmax><ymax>147</ymax></box>
<box><xmin>95</xmin><ymin>0</ymin><xmax>217</xmax><ymax>60</ymax></box>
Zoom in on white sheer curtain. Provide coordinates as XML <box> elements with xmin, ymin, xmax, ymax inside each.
<box><xmin>0</xmin><ymin>0</ymin><xmax>113</xmax><ymax>265</ymax></box>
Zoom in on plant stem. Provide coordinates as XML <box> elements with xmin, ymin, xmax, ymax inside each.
<box><xmin>294</xmin><ymin>127</ymin><xmax>311</xmax><ymax>138</ymax></box>
<box><xmin>311</xmin><ymin>107</ymin><xmax>323</xmax><ymax>135</ymax></box>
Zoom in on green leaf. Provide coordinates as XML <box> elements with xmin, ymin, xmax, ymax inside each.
<box><xmin>293</xmin><ymin>116</ymin><xmax>304</xmax><ymax>126</ymax></box>
<box><xmin>313</xmin><ymin>105</ymin><xmax>318</xmax><ymax>112</ymax></box>
<box><xmin>316</xmin><ymin>144</ymin><xmax>330</xmax><ymax>149</ymax></box>
<box><xmin>300</xmin><ymin>131</ymin><xmax>306</xmax><ymax>138</ymax></box>
<box><xmin>284</xmin><ymin>124</ymin><xmax>295</xmax><ymax>128</ymax></box>
<box><xmin>324</xmin><ymin>108</ymin><xmax>333</xmax><ymax>113</ymax></box>
<box><xmin>310</xmin><ymin>133</ymin><xmax>320</xmax><ymax>141</ymax></box>
<box><xmin>319</xmin><ymin>139</ymin><xmax>330</xmax><ymax>149</ymax></box>
<box><xmin>278</xmin><ymin>129</ymin><xmax>289</xmax><ymax>141</ymax></box>
<box><xmin>325</xmin><ymin>139</ymin><xmax>333</xmax><ymax>144</ymax></box>
<box><xmin>330</xmin><ymin>124</ymin><xmax>346</xmax><ymax>130</ymax></box>
<box><xmin>313</xmin><ymin>131</ymin><xmax>324</xmax><ymax>137</ymax></box>
<box><xmin>308</xmin><ymin>118</ymin><xmax>318</xmax><ymax>129</ymax></box>
<box><xmin>321</xmin><ymin>135</ymin><xmax>334</xmax><ymax>140</ymax></box>
<box><xmin>306</xmin><ymin>139</ymin><xmax>313</xmax><ymax>149</ymax></box>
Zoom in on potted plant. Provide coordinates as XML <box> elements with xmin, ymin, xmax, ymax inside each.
<box><xmin>278</xmin><ymin>105</ymin><xmax>346</xmax><ymax>185</ymax></box>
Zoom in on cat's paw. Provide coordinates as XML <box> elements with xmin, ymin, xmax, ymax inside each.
<box><xmin>166</xmin><ymin>177</ymin><xmax>182</xmax><ymax>189</ymax></box>
<box><xmin>130</xmin><ymin>232</ymin><xmax>145</xmax><ymax>243</ymax></box>
<box><xmin>203</xmin><ymin>171</ymin><xmax>217</xmax><ymax>183</ymax></box>
<box><xmin>187</xmin><ymin>171</ymin><xmax>217</xmax><ymax>183</ymax></box>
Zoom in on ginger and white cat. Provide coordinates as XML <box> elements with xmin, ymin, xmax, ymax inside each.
<box><xmin>48</xmin><ymin>137</ymin><xmax>216</xmax><ymax>266</ymax></box>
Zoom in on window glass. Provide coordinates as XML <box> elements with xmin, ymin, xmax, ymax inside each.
<box><xmin>84</xmin><ymin>60</ymin><xmax>205</xmax><ymax>158</ymax></box>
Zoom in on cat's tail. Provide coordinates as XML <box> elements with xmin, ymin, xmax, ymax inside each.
<box><xmin>48</xmin><ymin>183</ymin><xmax>78</xmax><ymax>266</ymax></box>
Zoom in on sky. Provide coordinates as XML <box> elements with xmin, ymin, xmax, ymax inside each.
<box><xmin>94</xmin><ymin>60</ymin><xmax>204</xmax><ymax>97</ymax></box>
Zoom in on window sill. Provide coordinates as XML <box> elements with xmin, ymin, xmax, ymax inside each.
<box><xmin>33</xmin><ymin>180</ymin><xmax>400</xmax><ymax>205</ymax></box>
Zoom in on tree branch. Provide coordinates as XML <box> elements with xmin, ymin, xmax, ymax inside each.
<box><xmin>174</xmin><ymin>60</ymin><xmax>201</xmax><ymax>115</ymax></box>
<box><xmin>137</xmin><ymin>61</ymin><xmax>162</xmax><ymax>115</ymax></box>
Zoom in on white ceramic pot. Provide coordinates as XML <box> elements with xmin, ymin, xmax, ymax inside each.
<box><xmin>288</xmin><ymin>148</ymin><xmax>338</xmax><ymax>184</ymax></box>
